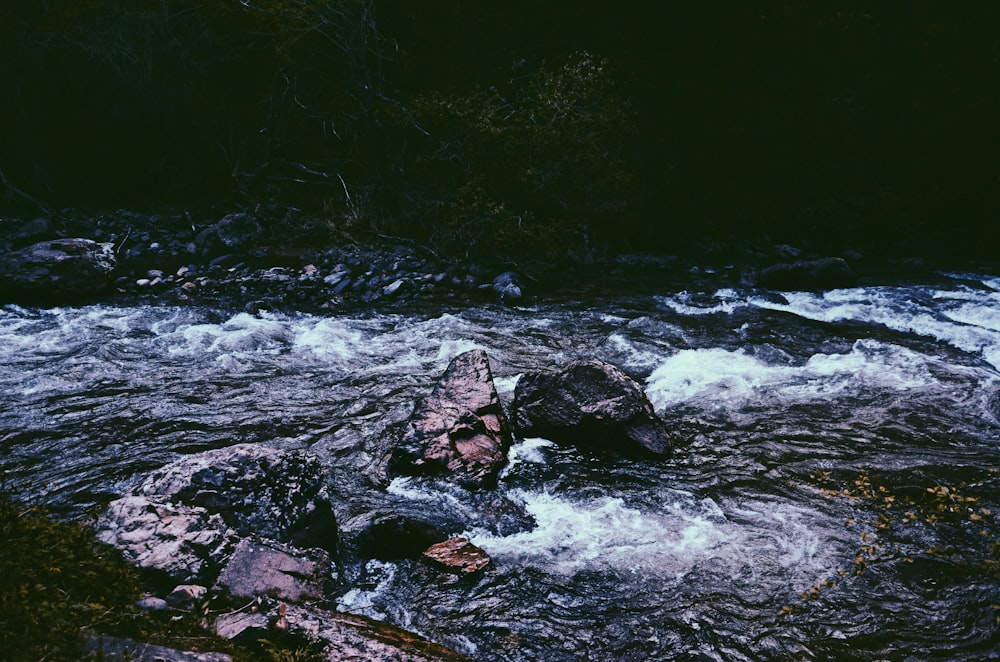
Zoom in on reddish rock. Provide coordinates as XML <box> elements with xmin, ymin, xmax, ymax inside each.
<box><xmin>421</xmin><ymin>537</ymin><xmax>491</xmax><ymax>575</ymax></box>
<box><xmin>213</xmin><ymin>537</ymin><xmax>331</xmax><ymax>606</ymax></box>
<box><xmin>389</xmin><ymin>349</ymin><xmax>512</xmax><ymax>488</ymax></box>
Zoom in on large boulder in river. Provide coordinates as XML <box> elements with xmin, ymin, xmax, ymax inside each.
<box><xmin>754</xmin><ymin>256</ymin><xmax>856</xmax><ymax>291</ymax></box>
<box><xmin>389</xmin><ymin>349</ymin><xmax>513</xmax><ymax>489</ymax></box>
<box><xmin>0</xmin><ymin>237</ymin><xmax>116</xmax><ymax>304</ymax></box>
<box><xmin>137</xmin><ymin>444</ymin><xmax>338</xmax><ymax>553</ymax></box>
<box><xmin>512</xmin><ymin>359</ymin><xmax>672</xmax><ymax>456</ymax></box>
<box><xmin>96</xmin><ymin>494</ymin><xmax>237</xmax><ymax>587</ymax></box>
<box><xmin>96</xmin><ymin>444</ymin><xmax>338</xmax><ymax>586</ymax></box>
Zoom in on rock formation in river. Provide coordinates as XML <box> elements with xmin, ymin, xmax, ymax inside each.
<box><xmin>512</xmin><ymin>359</ymin><xmax>672</xmax><ymax>455</ymax></box>
<box><xmin>389</xmin><ymin>349</ymin><xmax>513</xmax><ymax>488</ymax></box>
<box><xmin>96</xmin><ymin>444</ymin><xmax>338</xmax><ymax>587</ymax></box>
<box><xmin>0</xmin><ymin>237</ymin><xmax>116</xmax><ymax>304</ymax></box>
<box><xmin>96</xmin><ymin>443</ymin><xmax>472</xmax><ymax>660</ymax></box>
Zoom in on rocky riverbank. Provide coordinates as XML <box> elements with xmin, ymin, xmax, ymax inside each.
<box><xmin>4</xmin><ymin>208</ymin><xmax>995</xmax><ymax>313</ymax></box>
<box><xmin>0</xmin><ymin>210</ymin><xmax>546</xmax><ymax>310</ymax></box>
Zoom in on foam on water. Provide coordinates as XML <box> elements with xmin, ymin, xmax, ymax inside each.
<box><xmin>465</xmin><ymin>488</ymin><xmax>837</xmax><ymax>588</ymax></box>
<box><xmin>657</xmin><ymin>278</ymin><xmax>1000</xmax><ymax>370</ymax></box>
<box><xmin>644</xmin><ymin>339</ymin><xmax>939</xmax><ymax>409</ymax></box>
<box><xmin>336</xmin><ymin>559</ymin><xmax>398</xmax><ymax>621</ymax></box>
<box><xmin>466</xmin><ymin>488</ymin><xmax>727</xmax><ymax>576</ymax></box>
<box><xmin>173</xmin><ymin>312</ymin><xmax>295</xmax><ymax>356</ymax></box>
<box><xmin>290</xmin><ymin>316</ymin><xmax>367</xmax><ymax>361</ymax></box>
<box><xmin>753</xmin><ymin>285</ymin><xmax>1000</xmax><ymax>370</ymax></box>
<box><xmin>499</xmin><ymin>437</ymin><xmax>555</xmax><ymax>479</ymax></box>
<box><xmin>655</xmin><ymin>289</ymin><xmax>746</xmax><ymax>316</ymax></box>
<box><xmin>492</xmin><ymin>374</ymin><xmax>521</xmax><ymax>398</ymax></box>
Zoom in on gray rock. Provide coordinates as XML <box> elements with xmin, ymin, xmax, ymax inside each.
<box><xmin>382</xmin><ymin>277</ymin><xmax>408</xmax><ymax>297</ymax></box>
<box><xmin>138</xmin><ymin>443</ymin><xmax>338</xmax><ymax>553</ymax></box>
<box><xmin>492</xmin><ymin>271</ymin><xmax>523</xmax><ymax>301</ymax></box>
<box><xmin>0</xmin><ymin>237</ymin><xmax>116</xmax><ymax>304</ymax></box>
<box><xmin>389</xmin><ymin>350</ymin><xmax>512</xmax><ymax>489</ymax></box>
<box><xmin>9</xmin><ymin>217</ymin><xmax>53</xmax><ymax>248</ymax></box>
<box><xmin>194</xmin><ymin>213</ymin><xmax>264</xmax><ymax>255</ymax></box>
<box><xmin>96</xmin><ymin>444</ymin><xmax>338</xmax><ymax>587</ymax></box>
<box><xmin>165</xmin><ymin>584</ymin><xmax>209</xmax><ymax>611</ymax></box>
<box><xmin>135</xmin><ymin>596</ymin><xmax>171</xmax><ymax>612</ymax></box>
<box><xmin>213</xmin><ymin>537</ymin><xmax>331</xmax><ymax>606</ymax></box>
<box><xmin>512</xmin><ymin>359</ymin><xmax>672</xmax><ymax>455</ymax></box>
<box><xmin>95</xmin><ymin>495</ymin><xmax>238</xmax><ymax>586</ymax></box>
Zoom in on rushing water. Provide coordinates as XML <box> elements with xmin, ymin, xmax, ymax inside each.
<box><xmin>2</xmin><ymin>271</ymin><xmax>1000</xmax><ymax>660</ymax></box>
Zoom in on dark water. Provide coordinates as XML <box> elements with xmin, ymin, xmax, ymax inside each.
<box><xmin>2</xmin><ymin>273</ymin><xmax>1000</xmax><ymax>660</ymax></box>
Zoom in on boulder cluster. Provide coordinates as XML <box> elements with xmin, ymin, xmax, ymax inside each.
<box><xmin>94</xmin><ymin>349</ymin><xmax>673</xmax><ymax>659</ymax></box>
<box><xmin>388</xmin><ymin>350</ymin><xmax>673</xmax><ymax>491</ymax></box>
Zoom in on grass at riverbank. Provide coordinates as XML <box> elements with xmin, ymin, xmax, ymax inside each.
<box><xmin>0</xmin><ymin>488</ymin><xmax>245</xmax><ymax>661</ymax></box>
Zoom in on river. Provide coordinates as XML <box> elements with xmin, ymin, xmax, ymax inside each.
<box><xmin>2</xmin><ymin>269</ymin><xmax>999</xmax><ymax>660</ymax></box>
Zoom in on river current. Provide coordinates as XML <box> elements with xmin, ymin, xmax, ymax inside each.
<box><xmin>2</xmin><ymin>271</ymin><xmax>999</xmax><ymax>660</ymax></box>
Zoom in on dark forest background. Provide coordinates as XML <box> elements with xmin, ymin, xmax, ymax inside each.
<box><xmin>1</xmin><ymin>1</ymin><xmax>998</xmax><ymax>260</ymax></box>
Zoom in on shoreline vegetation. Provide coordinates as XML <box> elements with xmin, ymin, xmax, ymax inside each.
<box><xmin>0</xmin><ymin>486</ymin><xmax>242</xmax><ymax>661</ymax></box>
<box><xmin>2</xmin><ymin>2</ymin><xmax>999</xmax><ymax>267</ymax></box>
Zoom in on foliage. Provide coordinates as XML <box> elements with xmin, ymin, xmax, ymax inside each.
<box><xmin>0</xmin><ymin>0</ymin><xmax>403</xmax><ymax>222</ymax></box>
<box><xmin>0</xmin><ymin>485</ymin><xmax>324</xmax><ymax>661</ymax></box>
<box><xmin>0</xmin><ymin>486</ymin><xmax>145</xmax><ymax>660</ymax></box>
<box><xmin>407</xmin><ymin>51</ymin><xmax>634</xmax><ymax>257</ymax></box>
<box><xmin>1</xmin><ymin>2</ymin><xmax>999</xmax><ymax>258</ymax></box>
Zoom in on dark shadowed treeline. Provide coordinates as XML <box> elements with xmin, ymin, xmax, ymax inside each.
<box><xmin>1</xmin><ymin>1</ymin><xmax>998</xmax><ymax>259</ymax></box>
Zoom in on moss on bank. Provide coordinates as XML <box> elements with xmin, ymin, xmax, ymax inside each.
<box><xmin>0</xmin><ymin>486</ymin><xmax>244</xmax><ymax>661</ymax></box>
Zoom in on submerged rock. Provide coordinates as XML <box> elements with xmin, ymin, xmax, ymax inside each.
<box><xmin>0</xmin><ymin>237</ymin><xmax>116</xmax><ymax>304</ymax></box>
<box><xmin>512</xmin><ymin>359</ymin><xmax>672</xmax><ymax>455</ymax></box>
<box><xmin>352</xmin><ymin>512</ymin><xmax>449</xmax><ymax>561</ymax></box>
<box><xmin>986</xmin><ymin>388</ymin><xmax>1000</xmax><ymax>422</ymax></box>
<box><xmin>214</xmin><ymin>599</ymin><xmax>472</xmax><ymax>661</ymax></box>
<box><xmin>389</xmin><ymin>349</ymin><xmax>513</xmax><ymax>488</ymax></box>
<box><xmin>754</xmin><ymin>256</ymin><xmax>856</xmax><ymax>291</ymax></box>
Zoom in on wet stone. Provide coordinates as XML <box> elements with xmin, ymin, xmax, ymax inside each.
<box><xmin>421</xmin><ymin>537</ymin><xmax>491</xmax><ymax>575</ymax></box>
<box><xmin>389</xmin><ymin>349</ymin><xmax>513</xmax><ymax>489</ymax></box>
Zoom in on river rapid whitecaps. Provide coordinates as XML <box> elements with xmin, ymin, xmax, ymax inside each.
<box><xmin>2</xmin><ymin>273</ymin><xmax>999</xmax><ymax>660</ymax></box>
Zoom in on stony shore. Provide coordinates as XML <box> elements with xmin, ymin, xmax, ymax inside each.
<box><xmin>2</xmin><ymin>208</ymin><xmax>992</xmax><ymax>312</ymax></box>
